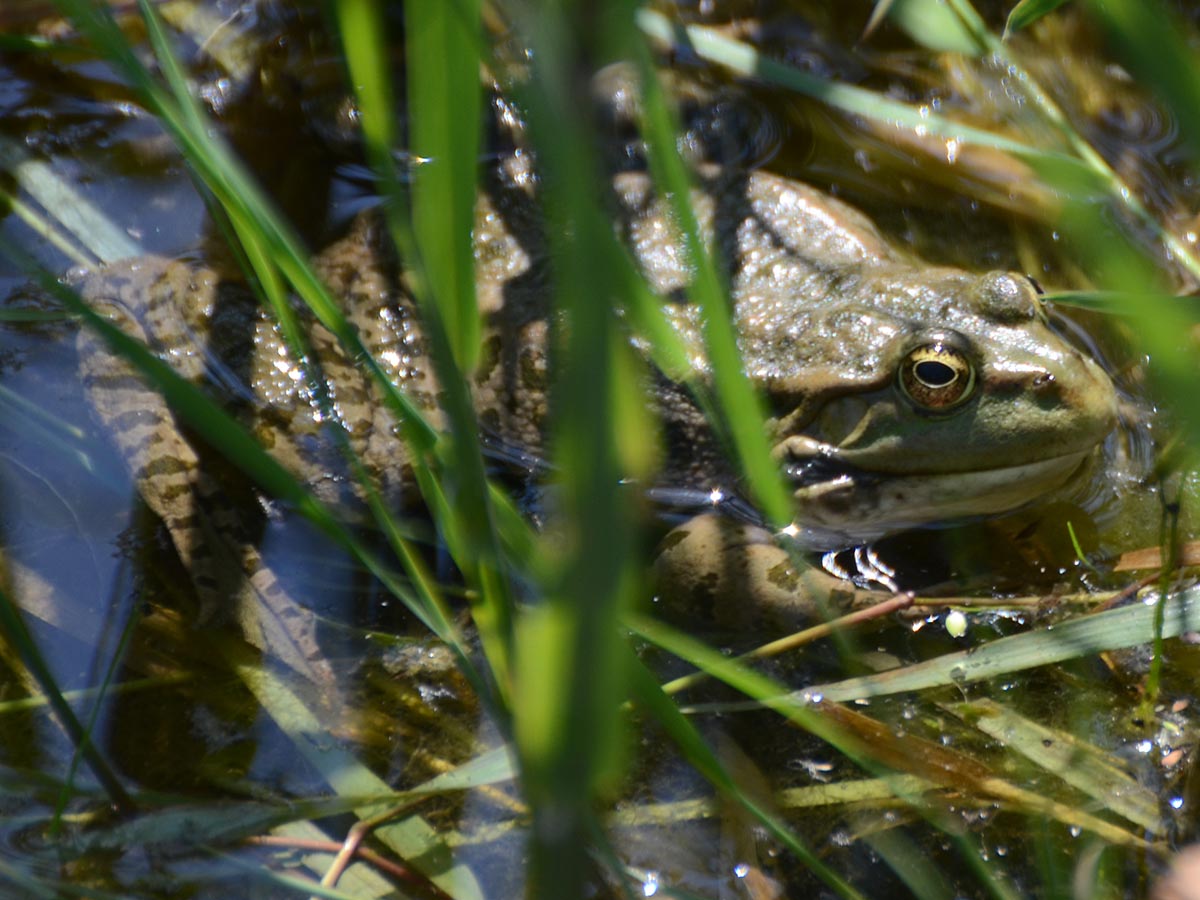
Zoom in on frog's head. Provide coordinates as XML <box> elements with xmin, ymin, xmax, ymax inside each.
<box><xmin>754</xmin><ymin>269</ymin><xmax>1119</xmax><ymax>549</ymax></box>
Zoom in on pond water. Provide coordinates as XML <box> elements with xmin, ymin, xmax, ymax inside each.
<box><xmin>0</xmin><ymin>1</ymin><xmax>1196</xmax><ymax>898</ymax></box>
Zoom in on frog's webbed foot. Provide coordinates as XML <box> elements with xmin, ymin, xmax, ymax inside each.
<box><xmin>652</xmin><ymin>513</ymin><xmax>883</xmax><ymax>630</ymax></box>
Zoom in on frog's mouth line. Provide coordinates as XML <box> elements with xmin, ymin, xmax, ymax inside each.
<box><xmin>780</xmin><ymin>448</ymin><xmax>1091</xmax><ymax>488</ymax></box>
<box><xmin>782</xmin><ymin>450</ymin><xmax>1094</xmax><ymax>550</ymax></box>
<box><xmin>782</xmin><ymin>454</ymin><xmax>877</xmax><ymax>489</ymax></box>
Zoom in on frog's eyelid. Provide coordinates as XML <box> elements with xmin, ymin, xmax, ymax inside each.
<box><xmin>1025</xmin><ymin>274</ymin><xmax>1045</xmax><ymax>295</ymax></box>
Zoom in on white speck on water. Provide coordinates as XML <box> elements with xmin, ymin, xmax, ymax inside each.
<box><xmin>641</xmin><ymin>872</ymin><xmax>660</xmax><ymax>897</ymax></box>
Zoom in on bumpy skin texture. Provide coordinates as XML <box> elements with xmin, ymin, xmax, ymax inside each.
<box><xmin>77</xmin><ymin>163</ymin><xmax>1118</xmax><ymax>640</ymax></box>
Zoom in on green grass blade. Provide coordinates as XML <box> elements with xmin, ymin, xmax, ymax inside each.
<box><xmin>883</xmin><ymin>0</ymin><xmax>985</xmax><ymax>53</ymax></box>
<box><xmin>796</xmin><ymin>586</ymin><xmax>1200</xmax><ymax>702</ymax></box>
<box><xmin>338</xmin><ymin>0</ymin><xmax>516</xmax><ymax>698</ymax></box>
<box><xmin>0</xmin><ymin>583</ymin><xmax>132</xmax><ymax>812</ymax></box>
<box><xmin>0</xmin><ymin>134</ymin><xmax>137</xmax><ymax>264</ymax></box>
<box><xmin>631</xmin><ymin>39</ymin><xmax>791</xmax><ymax>526</ymax></box>
<box><xmin>495</xmin><ymin>4</ymin><xmax>658</xmax><ymax>894</ymax></box>
<box><xmin>4</xmin><ymin>249</ymin><xmax>485</xmax><ymax>690</ymax></box>
<box><xmin>53</xmin><ymin>0</ymin><xmax>510</xmax><ymax>707</ymax></box>
<box><xmin>1004</xmin><ymin>0</ymin><xmax>1072</xmax><ymax>37</ymax></box>
<box><xmin>406</xmin><ymin>0</ymin><xmax>483</xmax><ymax>372</ymax></box>
<box><xmin>1087</xmin><ymin>0</ymin><xmax>1200</xmax><ymax>164</ymax></box>
<box><xmin>631</xmin><ymin>615</ymin><xmax>1149</xmax><ymax>851</ymax></box>
<box><xmin>224</xmin><ymin>636</ymin><xmax>487</xmax><ymax>899</ymax></box>
<box><xmin>945</xmin><ymin>699</ymin><xmax>1163</xmax><ymax>833</ymax></box>
<box><xmin>626</xmin><ymin>650</ymin><xmax>868</xmax><ymax>900</ymax></box>
<box><xmin>865</xmin><ymin>829</ymin><xmax>958</xmax><ymax>900</ymax></box>
<box><xmin>638</xmin><ymin>5</ymin><xmax>1200</xmax><ymax>283</ymax></box>
<box><xmin>634</xmin><ymin>8</ymin><xmax>1059</xmax><ymax>157</ymax></box>
<box><xmin>135</xmin><ymin>0</ymin><xmax>208</xmax><ymax>135</ymax></box>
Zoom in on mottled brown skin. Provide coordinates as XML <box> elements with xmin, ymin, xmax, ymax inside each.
<box><xmin>77</xmin><ymin>162</ymin><xmax>1119</xmax><ymax>648</ymax></box>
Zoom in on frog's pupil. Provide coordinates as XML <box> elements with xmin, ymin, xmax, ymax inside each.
<box><xmin>914</xmin><ymin>359</ymin><xmax>957</xmax><ymax>388</ymax></box>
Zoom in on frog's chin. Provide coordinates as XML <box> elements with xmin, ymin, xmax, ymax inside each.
<box><xmin>784</xmin><ymin>450</ymin><xmax>1092</xmax><ymax>551</ymax></box>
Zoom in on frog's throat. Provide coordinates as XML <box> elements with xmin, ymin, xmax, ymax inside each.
<box><xmin>785</xmin><ymin>450</ymin><xmax>1091</xmax><ymax>551</ymax></box>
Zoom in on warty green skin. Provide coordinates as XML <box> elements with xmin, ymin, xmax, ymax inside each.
<box><xmin>75</xmin><ymin>163</ymin><xmax>1118</xmax><ymax>640</ymax></box>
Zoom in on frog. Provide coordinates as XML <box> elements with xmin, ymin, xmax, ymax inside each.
<box><xmin>72</xmin><ymin>159</ymin><xmax>1118</xmax><ymax>672</ymax></box>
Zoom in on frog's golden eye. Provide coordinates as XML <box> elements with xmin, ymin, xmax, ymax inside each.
<box><xmin>898</xmin><ymin>342</ymin><xmax>975</xmax><ymax>411</ymax></box>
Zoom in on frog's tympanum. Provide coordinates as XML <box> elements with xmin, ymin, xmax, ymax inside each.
<box><xmin>74</xmin><ymin>163</ymin><xmax>1118</xmax><ymax>671</ymax></box>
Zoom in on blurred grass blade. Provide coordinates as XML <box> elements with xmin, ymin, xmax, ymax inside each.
<box><xmin>1055</xmin><ymin>199</ymin><xmax>1200</xmax><ymax>447</ymax></box>
<box><xmin>136</xmin><ymin>0</ymin><xmax>207</xmax><ymax>134</ymax></box>
<box><xmin>1043</xmin><ymin>290</ymin><xmax>1196</xmax><ymax>314</ymax></box>
<box><xmin>634</xmin><ymin>8</ymin><xmax>1058</xmax><ymax>157</ymax></box>
<box><xmin>0</xmin><ymin>674</ymin><xmax>187</xmax><ymax>715</ymax></box>
<box><xmin>0</xmin><ymin>134</ymin><xmax>138</xmax><ymax>264</ymax></box>
<box><xmin>863</xmin><ymin>0</ymin><xmax>897</xmax><ymax>40</ymax></box>
<box><xmin>499</xmin><ymin>3</ymin><xmax>650</xmax><ymax>894</ymax></box>
<box><xmin>1087</xmin><ymin>0</ymin><xmax>1200</xmax><ymax>165</ymax></box>
<box><xmin>614</xmin><ymin>248</ymin><xmax>697</xmax><ymax>382</ymax></box>
<box><xmin>882</xmin><ymin>0</ymin><xmax>985</xmax><ymax>54</ymax></box>
<box><xmin>407</xmin><ymin>0</ymin><xmax>483</xmax><ymax>372</ymax></box>
<box><xmin>339</xmin><ymin>0</ymin><xmax>516</xmax><ymax>697</ymax></box>
<box><xmin>1004</xmin><ymin>0</ymin><xmax>1071</xmax><ymax>38</ymax></box>
<box><xmin>607</xmin><ymin>774</ymin><xmax>934</xmax><ymax>826</ymax></box>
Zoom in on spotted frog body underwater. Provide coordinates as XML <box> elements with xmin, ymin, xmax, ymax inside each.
<box><xmin>74</xmin><ymin>161</ymin><xmax>1119</xmax><ymax>665</ymax></box>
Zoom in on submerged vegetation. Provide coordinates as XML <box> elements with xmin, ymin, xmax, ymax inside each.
<box><xmin>0</xmin><ymin>0</ymin><xmax>1197</xmax><ymax>897</ymax></box>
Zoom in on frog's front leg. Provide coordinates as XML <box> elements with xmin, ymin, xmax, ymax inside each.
<box><xmin>76</xmin><ymin>259</ymin><xmax>334</xmax><ymax>687</ymax></box>
<box><xmin>652</xmin><ymin>513</ymin><xmax>888</xmax><ymax>631</ymax></box>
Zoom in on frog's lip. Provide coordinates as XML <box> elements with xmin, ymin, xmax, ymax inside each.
<box><xmin>782</xmin><ymin>450</ymin><xmax>1093</xmax><ymax>550</ymax></box>
<box><xmin>780</xmin><ymin>447</ymin><xmax>1092</xmax><ymax>486</ymax></box>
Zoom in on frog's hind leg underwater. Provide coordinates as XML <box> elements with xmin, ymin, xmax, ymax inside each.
<box><xmin>76</xmin><ymin>257</ymin><xmax>335</xmax><ymax>689</ymax></box>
